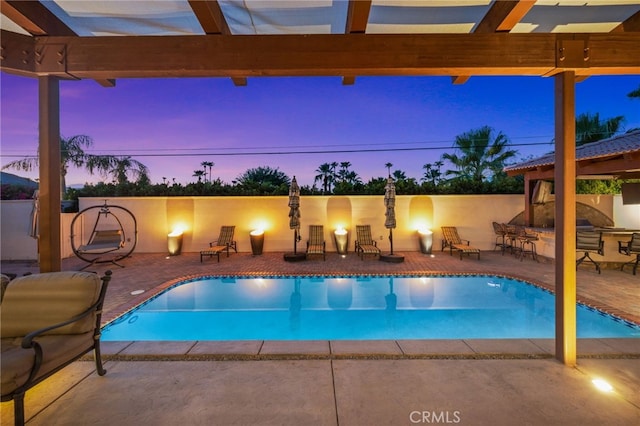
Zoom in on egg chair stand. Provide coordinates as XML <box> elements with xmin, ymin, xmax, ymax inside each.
<box><xmin>70</xmin><ymin>202</ymin><xmax>137</xmax><ymax>270</ymax></box>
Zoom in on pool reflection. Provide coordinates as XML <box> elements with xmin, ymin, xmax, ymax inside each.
<box><xmin>102</xmin><ymin>275</ymin><xmax>640</xmax><ymax>341</ymax></box>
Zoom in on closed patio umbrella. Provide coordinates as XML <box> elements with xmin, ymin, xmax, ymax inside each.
<box><xmin>29</xmin><ymin>189</ymin><xmax>39</xmax><ymax>239</ymax></box>
<box><xmin>384</xmin><ymin>176</ymin><xmax>397</xmax><ymax>254</ymax></box>
<box><xmin>381</xmin><ymin>176</ymin><xmax>404</xmax><ymax>262</ymax></box>
<box><xmin>287</xmin><ymin>176</ymin><xmax>302</xmax><ymax>257</ymax></box>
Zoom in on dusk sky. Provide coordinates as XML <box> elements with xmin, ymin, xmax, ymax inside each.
<box><xmin>1</xmin><ymin>71</ymin><xmax>639</xmax><ymax>188</ymax></box>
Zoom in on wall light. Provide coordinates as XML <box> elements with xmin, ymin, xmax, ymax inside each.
<box><xmin>417</xmin><ymin>228</ymin><xmax>433</xmax><ymax>255</ymax></box>
<box><xmin>334</xmin><ymin>227</ymin><xmax>348</xmax><ymax>255</ymax></box>
<box><xmin>250</xmin><ymin>229</ymin><xmax>265</xmax><ymax>255</ymax></box>
<box><xmin>167</xmin><ymin>227</ymin><xmax>184</xmax><ymax>256</ymax></box>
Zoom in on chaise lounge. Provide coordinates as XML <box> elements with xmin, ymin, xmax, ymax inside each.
<box><xmin>200</xmin><ymin>225</ymin><xmax>238</xmax><ymax>262</ymax></box>
<box><xmin>306</xmin><ymin>225</ymin><xmax>326</xmax><ymax>260</ymax></box>
<box><xmin>441</xmin><ymin>226</ymin><xmax>481</xmax><ymax>260</ymax></box>
<box><xmin>355</xmin><ymin>225</ymin><xmax>381</xmax><ymax>260</ymax></box>
<box><xmin>1</xmin><ymin>271</ymin><xmax>112</xmax><ymax>426</ymax></box>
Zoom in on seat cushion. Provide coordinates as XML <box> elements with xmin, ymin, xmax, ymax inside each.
<box><xmin>1</xmin><ymin>272</ymin><xmax>102</xmax><ymax>338</ymax></box>
<box><xmin>1</xmin><ymin>333</ymin><xmax>94</xmax><ymax>396</ymax></box>
<box><xmin>359</xmin><ymin>244</ymin><xmax>380</xmax><ymax>254</ymax></box>
<box><xmin>307</xmin><ymin>244</ymin><xmax>324</xmax><ymax>255</ymax></box>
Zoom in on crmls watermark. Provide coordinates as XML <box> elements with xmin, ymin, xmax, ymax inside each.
<box><xmin>409</xmin><ymin>410</ymin><xmax>461</xmax><ymax>424</ymax></box>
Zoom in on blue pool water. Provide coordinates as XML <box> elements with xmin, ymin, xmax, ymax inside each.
<box><xmin>101</xmin><ymin>275</ymin><xmax>640</xmax><ymax>341</ymax></box>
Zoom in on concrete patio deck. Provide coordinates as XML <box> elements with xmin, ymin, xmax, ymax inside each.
<box><xmin>1</xmin><ymin>250</ymin><xmax>639</xmax><ymax>425</ymax></box>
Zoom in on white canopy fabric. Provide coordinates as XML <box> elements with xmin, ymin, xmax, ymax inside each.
<box><xmin>3</xmin><ymin>0</ymin><xmax>640</xmax><ymax>38</ymax></box>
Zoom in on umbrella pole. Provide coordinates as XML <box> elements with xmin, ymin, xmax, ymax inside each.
<box><xmin>293</xmin><ymin>229</ymin><xmax>298</xmax><ymax>254</ymax></box>
<box><xmin>389</xmin><ymin>228</ymin><xmax>394</xmax><ymax>255</ymax></box>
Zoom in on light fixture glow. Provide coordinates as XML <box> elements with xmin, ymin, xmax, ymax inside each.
<box><xmin>591</xmin><ymin>378</ymin><xmax>613</xmax><ymax>392</ymax></box>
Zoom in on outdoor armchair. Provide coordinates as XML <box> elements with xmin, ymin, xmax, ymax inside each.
<box><xmin>1</xmin><ymin>270</ymin><xmax>112</xmax><ymax>426</ymax></box>
<box><xmin>618</xmin><ymin>232</ymin><xmax>640</xmax><ymax>275</ymax></box>
<box><xmin>200</xmin><ymin>225</ymin><xmax>238</xmax><ymax>262</ymax></box>
<box><xmin>576</xmin><ymin>231</ymin><xmax>604</xmax><ymax>274</ymax></box>
<box><xmin>306</xmin><ymin>225</ymin><xmax>326</xmax><ymax>260</ymax></box>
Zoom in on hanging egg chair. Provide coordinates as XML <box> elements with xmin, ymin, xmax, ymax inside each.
<box><xmin>70</xmin><ymin>201</ymin><xmax>137</xmax><ymax>268</ymax></box>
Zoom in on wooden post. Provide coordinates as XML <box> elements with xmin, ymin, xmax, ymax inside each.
<box><xmin>38</xmin><ymin>76</ymin><xmax>62</xmax><ymax>272</ymax></box>
<box><xmin>554</xmin><ymin>71</ymin><xmax>577</xmax><ymax>366</ymax></box>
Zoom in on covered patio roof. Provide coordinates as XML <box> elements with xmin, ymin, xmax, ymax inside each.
<box><xmin>505</xmin><ymin>128</ymin><xmax>640</xmax><ymax>180</ymax></box>
<box><xmin>2</xmin><ymin>0</ymin><xmax>640</xmax><ymax>367</ymax></box>
<box><xmin>2</xmin><ymin>0</ymin><xmax>640</xmax><ymax>84</ymax></box>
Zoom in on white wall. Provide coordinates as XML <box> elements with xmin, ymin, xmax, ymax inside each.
<box><xmin>3</xmin><ymin>194</ymin><xmax>633</xmax><ymax>261</ymax></box>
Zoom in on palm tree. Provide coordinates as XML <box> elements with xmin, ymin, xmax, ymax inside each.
<box><xmin>422</xmin><ymin>160</ymin><xmax>444</xmax><ymax>186</ymax></box>
<box><xmin>105</xmin><ymin>156</ymin><xmax>149</xmax><ymax>184</ymax></box>
<box><xmin>1</xmin><ymin>134</ymin><xmax>143</xmax><ymax>196</ymax></box>
<box><xmin>201</xmin><ymin>161</ymin><xmax>214</xmax><ymax>183</ymax></box>
<box><xmin>385</xmin><ymin>162</ymin><xmax>393</xmax><ymax>177</ymax></box>
<box><xmin>628</xmin><ymin>85</ymin><xmax>640</xmax><ymax>99</ymax></box>
<box><xmin>575</xmin><ymin>112</ymin><xmax>625</xmax><ymax>145</ymax></box>
<box><xmin>392</xmin><ymin>169</ymin><xmax>407</xmax><ymax>182</ymax></box>
<box><xmin>337</xmin><ymin>161</ymin><xmax>352</xmax><ymax>184</ymax></box>
<box><xmin>192</xmin><ymin>170</ymin><xmax>205</xmax><ymax>183</ymax></box>
<box><xmin>442</xmin><ymin>126</ymin><xmax>517</xmax><ymax>185</ymax></box>
<box><xmin>314</xmin><ymin>163</ymin><xmax>334</xmax><ymax>194</ymax></box>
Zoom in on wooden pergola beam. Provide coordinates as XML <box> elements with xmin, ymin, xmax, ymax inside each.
<box><xmin>475</xmin><ymin>0</ymin><xmax>536</xmax><ymax>33</ymax></box>
<box><xmin>451</xmin><ymin>1</ymin><xmax>536</xmax><ymax>85</ymax></box>
<box><xmin>1</xmin><ymin>0</ymin><xmax>76</xmax><ymax>36</ymax></box>
<box><xmin>611</xmin><ymin>10</ymin><xmax>640</xmax><ymax>32</ymax></box>
<box><xmin>188</xmin><ymin>0</ymin><xmax>246</xmax><ymax>86</ymax></box>
<box><xmin>3</xmin><ymin>32</ymin><xmax>640</xmax><ymax>79</ymax></box>
<box><xmin>343</xmin><ymin>0</ymin><xmax>372</xmax><ymax>85</ymax></box>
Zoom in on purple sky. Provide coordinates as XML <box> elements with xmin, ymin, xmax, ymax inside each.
<box><xmin>1</xmin><ymin>72</ymin><xmax>639</xmax><ymax>188</ymax></box>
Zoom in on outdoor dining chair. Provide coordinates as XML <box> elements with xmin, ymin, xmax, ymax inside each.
<box><xmin>576</xmin><ymin>231</ymin><xmax>604</xmax><ymax>274</ymax></box>
<box><xmin>618</xmin><ymin>232</ymin><xmax>640</xmax><ymax>275</ymax></box>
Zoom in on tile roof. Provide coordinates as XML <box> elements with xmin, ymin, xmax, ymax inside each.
<box><xmin>504</xmin><ymin>129</ymin><xmax>640</xmax><ymax>174</ymax></box>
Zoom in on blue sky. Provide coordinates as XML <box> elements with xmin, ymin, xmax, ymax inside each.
<box><xmin>1</xmin><ymin>72</ymin><xmax>639</xmax><ymax>188</ymax></box>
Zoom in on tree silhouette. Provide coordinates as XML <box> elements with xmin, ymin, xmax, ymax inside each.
<box><xmin>192</xmin><ymin>170</ymin><xmax>205</xmax><ymax>183</ymax></box>
<box><xmin>1</xmin><ymin>134</ymin><xmax>147</xmax><ymax>196</ymax></box>
<box><xmin>442</xmin><ymin>126</ymin><xmax>517</xmax><ymax>186</ymax></box>
<box><xmin>575</xmin><ymin>112</ymin><xmax>625</xmax><ymax>145</ymax></box>
<box><xmin>201</xmin><ymin>161</ymin><xmax>214</xmax><ymax>183</ymax></box>
<box><xmin>314</xmin><ymin>163</ymin><xmax>335</xmax><ymax>194</ymax></box>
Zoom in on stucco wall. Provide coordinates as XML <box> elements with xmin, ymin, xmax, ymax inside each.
<box><xmin>3</xmin><ymin>194</ymin><xmax>637</xmax><ymax>261</ymax></box>
<box><xmin>0</xmin><ymin>201</ymin><xmax>75</xmax><ymax>261</ymax></box>
<box><xmin>73</xmin><ymin>195</ymin><xmax>525</xmax><ymax>255</ymax></box>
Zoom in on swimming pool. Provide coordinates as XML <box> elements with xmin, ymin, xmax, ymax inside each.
<box><xmin>101</xmin><ymin>275</ymin><xmax>640</xmax><ymax>341</ymax></box>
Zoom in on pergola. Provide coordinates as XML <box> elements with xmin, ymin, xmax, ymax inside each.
<box><xmin>2</xmin><ymin>0</ymin><xmax>640</xmax><ymax>366</ymax></box>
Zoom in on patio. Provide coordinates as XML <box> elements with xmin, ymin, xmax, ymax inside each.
<box><xmin>1</xmin><ymin>250</ymin><xmax>639</xmax><ymax>425</ymax></box>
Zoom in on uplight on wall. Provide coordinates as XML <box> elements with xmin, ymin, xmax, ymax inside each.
<box><xmin>417</xmin><ymin>228</ymin><xmax>433</xmax><ymax>255</ymax></box>
<box><xmin>334</xmin><ymin>227</ymin><xmax>348</xmax><ymax>255</ymax></box>
<box><xmin>167</xmin><ymin>228</ymin><xmax>184</xmax><ymax>256</ymax></box>
<box><xmin>250</xmin><ymin>229</ymin><xmax>265</xmax><ymax>255</ymax></box>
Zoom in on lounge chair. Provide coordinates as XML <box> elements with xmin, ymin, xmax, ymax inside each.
<box><xmin>355</xmin><ymin>225</ymin><xmax>380</xmax><ymax>260</ymax></box>
<box><xmin>200</xmin><ymin>225</ymin><xmax>238</xmax><ymax>262</ymax></box>
<box><xmin>441</xmin><ymin>226</ymin><xmax>480</xmax><ymax>260</ymax></box>
<box><xmin>1</xmin><ymin>271</ymin><xmax>112</xmax><ymax>426</ymax></box>
<box><xmin>306</xmin><ymin>225</ymin><xmax>326</xmax><ymax>260</ymax></box>
<box><xmin>576</xmin><ymin>231</ymin><xmax>604</xmax><ymax>274</ymax></box>
<box><xmin>618</xmin><ymin>232</ymin><xmax>640</xmax><ymax>275</ymax></box>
